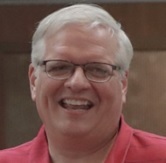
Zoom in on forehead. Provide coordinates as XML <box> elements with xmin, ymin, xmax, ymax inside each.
<box><xmin>44</xmin><ymin>23</ymin><xmax>118</xmax><ymax>62</ymax></box>
<box><xmin>46</xmin><ymin>22</ymin><xmax>115</xmax><ymax>41</ymax></box>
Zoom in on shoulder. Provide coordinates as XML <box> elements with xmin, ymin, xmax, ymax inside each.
<box><xmin>0</xmin><ymin>126</ymin><xmax>48</xmax><ymax>163</ymax></box>
<box><xmin>0</xmin><ymin>141</ymin><xmax>33</xmax><ymax>163</ymax></box>
<box><xmin>132</xmin><ymin>129</ymin><xmax>166</xmax><ymax>147</ymax></box>
<box><xmin>127</xmin><ymin>128</ymin><xmax>166</xmax><ymax>162</ymax></box>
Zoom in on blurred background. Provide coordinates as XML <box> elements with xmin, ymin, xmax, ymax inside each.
<box><xmin>0</xmin><ymin>0</ymin><xmax>166</xmax><ymax>149</ymax></box>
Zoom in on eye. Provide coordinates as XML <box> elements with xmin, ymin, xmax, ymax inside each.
<box><xmin>49</xmin><ymin>64</ymin><xmax>65</xmax><ymax>71</ymax></box>
<box><xmin>86</xmin><ymin>64</ymin><xmax>111</xmax><ymax>77</ymax></box>
<box><xmin>93</xmin><ymin>67</ymin><xmax>109</xmax><ymax>76</ymax></box>
<box><xmin>46</xmin><ymin>61</ymin><xmax>72</xmax><ymax>75</ymax></box>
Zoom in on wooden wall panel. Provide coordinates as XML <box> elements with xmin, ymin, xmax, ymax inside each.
<box><xmin>0</xmin><ymin>55</ymin><xmax>5</xmax><ymax>149</ymax></box>
<box><xmin>103</xmin><ymin>3</ymin><xmax>166</xmax><ymax>50</ymax></box>
<box><xmin>1</xmin><ymin>54</ymin><xmax>41</xmax><ymax>148</ymax></box>
<box><xmin>123</xmin><ymin>51</ymin><xmax>166</xmax><ymax>136</ymax></box>
<box><xmin>0</xmin><ymin>2</ymin><xmax>166</xmax><ymax>54</ymax></box>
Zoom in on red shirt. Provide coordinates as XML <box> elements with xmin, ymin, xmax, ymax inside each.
<box><xmin>1</xmin><ymin>117</ymin><xmax>166</xmax><ymax>163</ymax></box>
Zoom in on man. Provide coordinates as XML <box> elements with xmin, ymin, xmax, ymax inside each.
<box><xmin>0</xmin><ymin>4</ymin><xmax>166</xmax><ymax>163</ymax></box>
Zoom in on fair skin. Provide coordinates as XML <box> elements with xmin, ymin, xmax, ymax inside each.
<box><xmin>29</xmin><ymin>24</ymin><xmax>128</xmax><ymax>163</ymax></box>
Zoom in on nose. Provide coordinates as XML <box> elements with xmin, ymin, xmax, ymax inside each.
<box><xmin>64</xmin><ymin>67</ymin><xmax>91</xmax><ymax>92</ymax></box>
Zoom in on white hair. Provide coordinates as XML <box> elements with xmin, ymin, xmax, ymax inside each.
<box><xmin>31</xmin><ymin>4</ymin><xmax>133</xmax><ymax>73</ymax></box>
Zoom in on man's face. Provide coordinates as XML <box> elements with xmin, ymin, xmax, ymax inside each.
<box><xmin>29</xmin><ymin>24</ymin><xmax>128</xmax><ymax>139</ymax></box>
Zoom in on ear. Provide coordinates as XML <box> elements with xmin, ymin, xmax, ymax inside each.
<box><xmin>121</xmin><ymin>71</ymin><xmax>128</xmax><ymax>103</ymax></box>
<box><xmin>28</xmin><ymin>63</ymin><xmax>37</xmax><ymax>101</ymax></box>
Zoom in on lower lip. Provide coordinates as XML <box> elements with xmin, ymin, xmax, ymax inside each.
<box><xmin>61</xmin><ymin>105</ymin><xmax>92</xmax><ymax>116</ymax></box>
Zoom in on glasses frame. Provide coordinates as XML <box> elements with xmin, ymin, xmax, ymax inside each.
<box><xmin>39</xmin><ymin>60</ymin><xmax>121</xmax><ymax>83</ymax></box>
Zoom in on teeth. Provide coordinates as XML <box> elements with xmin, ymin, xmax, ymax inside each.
<box><xmin>60</xmin><ymin>98</ymin><xmax>93</xmax><ymax>110</ymax></box>
<box><xmin>63</xmin><ymin>99</ymin><xmax>90</xmax><ymax>106</ymax></box>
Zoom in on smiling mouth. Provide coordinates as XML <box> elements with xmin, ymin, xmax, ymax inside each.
<box><xmin>59</xmin><ymin>98</ymin><xmax>93</xmax><ymax>110</ymax></box>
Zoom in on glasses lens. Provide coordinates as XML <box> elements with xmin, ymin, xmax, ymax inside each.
<box><xmin>46</xmin><ymin>61</ymin><xmax>73</xmax><ymax>79</ymax></box>
<box><xmin>85</xmin><ymin>63</ymin><xmax>112</xmax><ymax>82</ymax></box>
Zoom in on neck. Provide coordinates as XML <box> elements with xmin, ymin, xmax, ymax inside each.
<box><xmin>47</xmin><ymin>129</ymin><xmax>118</xmax><ymax>163</ymax></box>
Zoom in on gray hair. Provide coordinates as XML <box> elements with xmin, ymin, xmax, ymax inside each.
<box><xmin>31</xmin><ymin>4</ymin><xmax>133</xmax><ymax>73</ymax></box>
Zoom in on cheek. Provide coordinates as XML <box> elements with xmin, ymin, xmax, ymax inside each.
<box><xmin>35</xmin><ymin>80</ymin><xmax>58</xmax><ymax>121</ymax></box>
<box><xmin>94</xmin><ymin>81</ymin><xmax>123</xmax><ymax>131</ymax></box>
<box><xmin>99</xmin><ymin>80</ymin><xmax>123</xmax><ymax>103</ymax></box>
<box><xmin>35</xmin><ymin>79</ymin><xmax>63</xmax><ymax>107</ymax></box>
<box><xmin>34</xmin><ymin>76</ymin><xmax>51</xmax><ymax>107</ymax></box>
<box><xmin>97</xmin><ymin>80</ymin><xmax>124</xmax><ymax>120</ymax></box>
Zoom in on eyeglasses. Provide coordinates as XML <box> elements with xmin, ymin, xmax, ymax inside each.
<box><xmin>39</xmin><ymin>60</ymin><xmax>120</xmax><ymax>83</ymax></box>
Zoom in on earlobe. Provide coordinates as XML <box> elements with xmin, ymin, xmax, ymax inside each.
<box><xmin>28</xmin><ymin>64</ymin><xmax>37</xmax><ymax>101</ymax></box>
